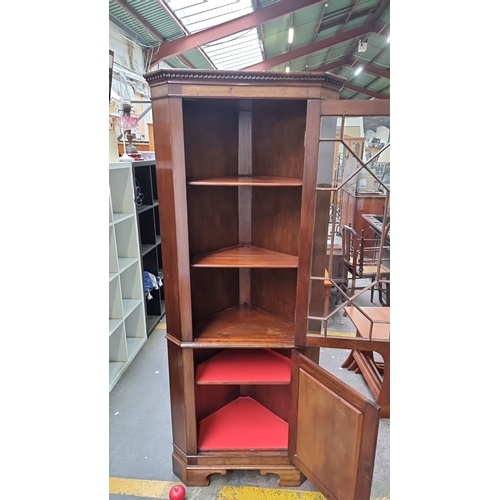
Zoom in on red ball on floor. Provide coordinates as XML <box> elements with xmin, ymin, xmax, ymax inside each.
<box><xmin>169</xmin><ymin>484</ymin><xmax>186</xmax><ymax>500</ymax></box>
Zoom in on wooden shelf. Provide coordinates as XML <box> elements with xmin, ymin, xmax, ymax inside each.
<box><xmin>344</xmin><ymin>306</ymin><xmax>390</xmax><ymax>340</ymax></box>
<box><xmin>189</xmin><ymin>176</ymin><xmax>302</xmax><ymax>186</ymax></box>
<box><xmin>198</xmin><ymin>396</ymin><xmax>288</xmax><ymax>450</ymax></box>
<box><xmin>194</xmin><ymin>305</ymin><xmax>295</xmax><ymax>346</ymax></box>
<box><xmin>192</xmin><ymin>245</ymin><xmax>298</xmax><ymax>268</ymax></box>
<box><xmin>196</xmin><ymin>349</ymin><xmax>291</xmax><ymax>384</ymax></box>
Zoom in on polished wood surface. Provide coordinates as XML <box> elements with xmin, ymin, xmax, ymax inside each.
<box><xmin>362</xmin><ymin>214</ymin><xmax>391</xmax><ymax>241</ymax></box>
<box><xmin>194</xmin><ymin>305</ymin><xmax>295</xmax><ymax>345</ymax></box>
<box><xmin>191</xmin><ymin>244</ymin><xmax>298</xmax><ymax>268</ymax></box>
<box><xmin>251</xmin><ymin>268</ymin><xmax>298</xmax><ymax>323</ymax></box>
<box><xmin>250</xmin><ymin>384</ymin><xmax>292</xmax><ymax>422</ymax></box>
<box><xmin>147</xmin><ymin>123</ymin><xmax>155</xmax><ymax>151</ymax></box>
<box><xmin>145</xmin><ymin>68</ymin><xmax>345</xmax><ymax>101</ymax></box>
<box><xmin>145</xmin><ymin>69</ymin><xmax>384</xmax><ymax>487</ymax></box>
<box><xmin>321</xmin><ymin>98</ymin><xmax>390</xmax><ymax>116</ymax></box>
<box><xmin>183</xmin><ymin>99</ymin><xmax>239</xmax><ymax>182</ymax></box>
<box><xmin>341</xmin><ymin>192</ymin><xmax>386</xmax><ymax>239</ymax></box>
<box><xmin>289</xmin><ymin>351</ymin><xmax>379</xmax><ymax>500</ymax></box>
<box><xmin>344</xmin><ymin>306</ymin><xmax>390</xmax><ymax>340</ymax></box>
<box><xmin>252</xmin><ymin>187</ymin><xmax>302</xmax><ymax>256</ymax></box>
<box><xmin>189</xmin><ymin>176</ymin><xmax>303</xmax><ymax>186</ymax></box>
<box><xmin>295</xmin><ymin>100</ymin><xmax>322</xmax><ymax>345</ymax></box>
<box><xmin>187</xmin><ymin>186</ymin><xmax>239</xmax><ymax>257</ymax></box>
<box><xmin>342</xmin><ymin>307</ymin><xmax>390</xmax><ymax>418</ymax></box>
<box><xmin>341</xmin><ymin>349</ymin><xmax>390</xmax><ymax>419</ymax></box>
<box><xmin>252</xmin><ymin>100</ymin><xmax>306</xmax><ymax>180</ymax></box>
<box><xmin>153</xmin><ymin>97</ymin><xmax>193</xmax><ymax>342</ymax></box>
<box><xmin>195</xmin><ymin>384</ymin><xmax>239</xmax><ymax>422</ymax></box>
<box><xmin>190</xmin><ymin>268</ymin><xmax>239</xmax><ymax>331</ymax></box>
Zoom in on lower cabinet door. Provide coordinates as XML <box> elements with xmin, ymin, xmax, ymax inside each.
<box><xmin>288</xmin><ymin>350</ymin><xmax>380</xmax><ymax>500</ymax></box>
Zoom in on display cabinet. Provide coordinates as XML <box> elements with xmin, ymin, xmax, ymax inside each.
<box><xmin>145</xmin><ymin>69</ymin><xmax>390</xmax><ymax>500</ymax></box>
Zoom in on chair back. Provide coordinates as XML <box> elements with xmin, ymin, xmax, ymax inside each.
<box><xmin>341</xmin><ymin>224</ymin><xmax>389</xmax><ymax>278</ymax></box>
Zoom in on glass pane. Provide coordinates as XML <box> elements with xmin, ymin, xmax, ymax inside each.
<box><xmin>319</xmin><ymin>116</ymin><xmax>342</xmax><ymax>140</ymax></box>
<box><xmin>316</xmin><ymin>141</ymin><xmax>335</xmax><ymax>186</ymax></box>
<box><xmin>308</xmin><ymin>112</ymin><xmax>390</xmax><ymax>340</ymax></box>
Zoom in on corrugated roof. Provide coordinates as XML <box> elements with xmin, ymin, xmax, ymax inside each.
<box><xmin>109</xmin><ymin>0</ymin><xmax>390</xmax><ymax>99</ymax></box>
<box><xmin>169</xmin><ymin>0</ymin><xmax>264</xmax><ymax>70</ymax></box>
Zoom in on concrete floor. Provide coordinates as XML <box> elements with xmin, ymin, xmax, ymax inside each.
<box><xmin>109</xmin><ymin>291</ymin><xmax>390</xmax><ymax>499</ymax></box>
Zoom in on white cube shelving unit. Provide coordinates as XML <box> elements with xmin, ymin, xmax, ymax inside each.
<box><xmin>109</xmin><ymin>162</ymin><xmax>147</xmax><ymax>391</ymax></box>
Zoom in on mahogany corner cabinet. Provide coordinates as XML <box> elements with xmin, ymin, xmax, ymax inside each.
<box><xmin>144</xmin><ymin>68</ymin><xmax>390</xmax><ymax>500</ymax></box>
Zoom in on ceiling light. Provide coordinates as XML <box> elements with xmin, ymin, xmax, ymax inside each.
<box><xmin>288</xmin><ymin>27</ymin><xmax>294</xmax><ymax>44</ymax></box>
<box><xmin>285</xmin><ymin>64</ymin><xmax>290</xmax><ymax>73</ymax></box>
<box><xmin>354</xmin><ymin>67</ymin><xmax>363</xmax><ymax>76</ymax></box>
<box><xmin>387</xmin><ymin>36</ymin><xmax>390</xmax><ymax>43</ymax></box>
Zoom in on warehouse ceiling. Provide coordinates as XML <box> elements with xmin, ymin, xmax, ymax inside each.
<box><xmin>109</xmin><ymin>0</ymin><xmax>390</xmax><ymax>100</ymax></box>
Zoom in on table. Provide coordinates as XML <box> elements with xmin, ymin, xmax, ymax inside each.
<box><xmin>342</xmin><ymin>306</ymin><xmax>390</xmax><ymax>418</ymax></box>
<box><xmin>361</xmin><ymin>214</ymin><xmax>390</xmax><ymax>243</ymax></box>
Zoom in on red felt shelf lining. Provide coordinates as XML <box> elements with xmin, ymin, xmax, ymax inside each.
<box><xmin>196</xmin><ymin>349</ymin><xmax>291</xmax><ymax>384</ymax></box>
<box><xmin>198</xmin><ymin>396</ymin><xmax>288</xmax><ymax>450</ymax></box>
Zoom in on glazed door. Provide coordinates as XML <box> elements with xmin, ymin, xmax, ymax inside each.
<box><xmin>295</xmin><ymin>99</ymin><xmax>390</xmax><ymax>348</ymax></box>
<box><xmin>289</xmin><ymin>350</ymin><xmax>380</xmax><ymax>500</ymax></box>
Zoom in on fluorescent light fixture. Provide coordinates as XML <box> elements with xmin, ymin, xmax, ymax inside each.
<box><xmin>354</xmin><ymin>67</ymin><xmax>363</xmax><ymax>76</ymax></box>
<box><xmin>387</xmin><ymin>36</ymin><xmax>390</xmax><ymax>43</ymax></box>
<box><xmin>288</xmin><ymin>27</ymin><xmax>294</xmax><ymax>44</ymax></box>
<box><xmin>285</xmin><ymin>64</ymin><xmax>290</xmax><ymax>73</ymax></box>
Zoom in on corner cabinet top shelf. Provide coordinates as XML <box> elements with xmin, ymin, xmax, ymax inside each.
<box><xmin>188</xmin><ymin>175</ymin><xmax>302</xmax><ymax>186</ymax></box>
<box><xmin>191</xmin><ymin>244</ymin><xmax>298</xmax><ymax>268</ymax></box>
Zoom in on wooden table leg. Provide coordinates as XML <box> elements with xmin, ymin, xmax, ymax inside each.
<box><xmin>342</xmin><ymin>348</ymin><xmax>390</xmax><ymax>418</ymax></box>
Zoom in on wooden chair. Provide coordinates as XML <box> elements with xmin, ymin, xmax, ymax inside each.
<box><xmin>338</xmin><ymin>225</ymin><xmax>390</xmax><ymax>306</ymax></box>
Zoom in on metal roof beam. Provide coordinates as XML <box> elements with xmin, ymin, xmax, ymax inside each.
<box><xmin>150</xmin><ymin>0</ymin><xmax>325</xmax><ymax>66</ymax></box>
<box><xmin>114</xmin><ymin>0</ymin><xmax>164</xmax><ymax>43</ymax></box>
<box><xmin>242</xmin><ymin>23</ymin><xmax>373</xmax><ymax>71</ymax></box>
<box><xmin>373</xmin><ymin>22</ymin><xmax>390</xmax><ymax>37</ymax></box>
<box><xmin>309</xmin><ymin>56</ymin><xmax>389</xmax><ymax>79</ymax></box>
<box><xmin>342</xmin><ymin>81</ymin><xmax>389</xmax><ymax>99</ymax></box>
<box><xmin>318</xmin><ymin>5</ymin><xmax>377</xmax><ymax>32</ymax></box>
<box><xmin>371</xmin><ymin>0</ymin><xmax>390</xmax><ymax>25</ymax></box>
<box><xmin>371</xmin><ymin>44</ymin><xmax>389</xmax><ymax>64</ymax></box>
<box><xmin>311</xmin><ymin>57</ymin><xmax>350</xmax><ymax>73</ymax></box>
<box><xmin>352</xmin><ymin>58</ymin><xmax>389</xmax><ymax>79</ymax></box>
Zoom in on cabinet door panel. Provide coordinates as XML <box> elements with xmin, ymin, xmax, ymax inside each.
<box><xmin>289</xmin><ymin>351</ymin><xmax>379</xmax><ymax>500</ymax></box>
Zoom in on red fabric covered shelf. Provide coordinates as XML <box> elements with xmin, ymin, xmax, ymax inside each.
<box><xmin>198</xmin><ymin>396</ymin><xmax>288</xmax><ymax>450</ymax></box>
<box><xmin>196</xmin><ymin>349</ymin><xmax>291</xmax><ymax>384</ymax></box>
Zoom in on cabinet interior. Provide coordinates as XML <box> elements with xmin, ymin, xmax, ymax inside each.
<box><xmin>193</xmin><ymin>348</ymin><xmax>293</xmax><ymax>451</ymax></box>
<box><xmin>183</xmin><ymin>98</ymin><xmax>307</xmax><ymax>342</ymax></box>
